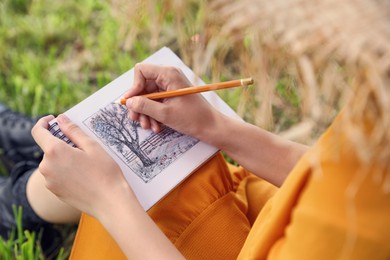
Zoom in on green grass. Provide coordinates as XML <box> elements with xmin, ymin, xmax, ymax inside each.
<box><xmin>0</xmin><ymin>206</ymin><xmax>67</xmax><ymax>259</ymax></box>
<box><xmin>0</xmin><ymin>0</ymin><xmax>150</xmax><ymax>257</ymax></box>
<box><xmin>0</xmin><ymin>0</ymin><xmax>148</xmax><ymax>116</ymax></box>
<box><xmin>0</xmin><ymin>0</ymin><xmax>302</xmax><ymax>258</ymax></box>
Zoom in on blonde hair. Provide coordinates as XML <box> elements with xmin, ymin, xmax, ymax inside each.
<box><xmin>113</xmin><ymin>0</ymin><xmax>390</xmax><ymax>177</ymax></box>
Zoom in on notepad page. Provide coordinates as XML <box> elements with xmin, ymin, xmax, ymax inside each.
<box><xmin>48</xmin><ymin>47</ymin><xmax>240</xmax><ymax>210</ymax></box>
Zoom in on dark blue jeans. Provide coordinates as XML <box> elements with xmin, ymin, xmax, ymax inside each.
<box><xmin>11</xmin><ymin>166</ymin><xmax>44</xmax><ymax>224</ymax></box>
<box><xmin>1</xmin><ymin>162</ymin><xmax>63</xmax><ymax>256</ymax></box>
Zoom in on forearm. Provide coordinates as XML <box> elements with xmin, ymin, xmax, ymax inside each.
<box><xmin>27</xmin><ymin>169</ymin><xmax>81</xmax><ymax>224</ymax></box>
<box><xmin>98</xmin><ymin>187</ymin><xmax>184</xmax><ymax>260</ymax></box>
<box><xmin>201</xmin><ymin>112</ymin><xmax>308</xmax><ymax>187</ymax></box>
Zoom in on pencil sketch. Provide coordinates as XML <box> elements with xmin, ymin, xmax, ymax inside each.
<box><xmin>83</xmin><ymin>103</ymin><xmax>199</xmax><ymax>183</ymax></box>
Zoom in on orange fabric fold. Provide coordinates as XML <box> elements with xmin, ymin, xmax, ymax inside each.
<box><xmin>70</xmin><ymin>113</ymin><xmax>390</xmax><ymax>259</ymax></box>
<box><xmin>70</xmin><ymin>153</ymin><xmax>277</xmax><ymax>259</ymax></box>
<box><xmin>238</xmin><ymin>113</ymin><xmax>390</xmax><ymax>259</ymax></box>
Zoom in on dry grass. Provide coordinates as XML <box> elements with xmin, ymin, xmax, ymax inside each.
<box><xmin>110</xmin><ymin>0</ymin><xmax>390</xmax><ymax>192</ymax></box>
<box><xmin>111</xmin><ymin>0</ymin><xmax>389</xmax><ymax>153</ymax></box>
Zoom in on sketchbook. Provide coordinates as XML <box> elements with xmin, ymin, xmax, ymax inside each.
<box><xmin>49</xmin><ymin>47</ymin><xmax>240</xmax><ymax>211</ymax></box>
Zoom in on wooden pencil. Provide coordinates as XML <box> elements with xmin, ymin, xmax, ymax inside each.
<box><xmin>115</xmin><ymin>77</ymin><xmax>253</xmax><ymax>105</ymax></box>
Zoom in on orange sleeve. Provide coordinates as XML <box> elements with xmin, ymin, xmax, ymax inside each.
<box><xmin>238</xmin><ymin>114</ymin><xmax>390</xmax><ymax>259</ymax></box>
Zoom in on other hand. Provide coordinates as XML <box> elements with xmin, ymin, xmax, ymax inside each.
<box><xmin>31</xmin><ymin>114</ymin><xmax>135</xmax><ymax>219</ymax></box>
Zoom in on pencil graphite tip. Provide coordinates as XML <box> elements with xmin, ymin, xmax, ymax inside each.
<box><xmin>113</xmin><ymin>98</ymin><xmax>127</xmax><ymax>105</ymax></box>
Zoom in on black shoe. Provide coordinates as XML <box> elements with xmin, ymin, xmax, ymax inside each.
<box><xmin>0</xmin><ymin>102</ymin><xmax>43</xmax><ymax>171</ymax></box>
<box><xmin>0</xmin><ymin>162</ymin><xmax>63</xmax><ymax>258</ymax></box>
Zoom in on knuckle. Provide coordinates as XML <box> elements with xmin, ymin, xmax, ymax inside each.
<box><xmin>156</xmin><ymin>66</ymin><xmax>182</xmax><ymax>87</ymax></box>
<box><xmin>134</xmin><ymin>62</ymin><xmax>142</xmax><ymax>71</ymax></box>
<box><xmin>134</xmin><ymin>63</ymin><xmax>142</xmax><ymax>71</ymax></box>
<box><xmin>164</xmin><ymin>66</ymin><xmax>190</xmax><ymax>88</ymax></box>
<box><xmin>44</xmin><ymin>144</ymin><xmax>59</xmax><ymax>158</ymax></box>
<box><xmin>66</xmin><ymin>123</ymin><xmax>79</xmax><ymax>134</ymax></box>
<box><xmin>38</xmin><ymin>161</ymin><xmax>50</xmax><ymax>176</ymax></box>
<box><xmin>155</xmin><ymin>74</ymin><xmax>166</xmax><ymax>87</ymax></box>
<box><xmin>31</xmin><ymin>124</ymin><xmax>37</xmax><ymax>137</ymax></box>
<box><xmin>132</xmin><ymin>97</ymin><xmax>146</xmax><ymax>113</ymax></box>
<box><xmin>166</xmin><ymin>66</ymin><xmax>181</xmax><ymax>75</ymax></box>
<box><xmin>167</xmin><ymin>66</ymin><xmax>184</xmax><ymax>79</ymax></box>
<box><xmin>166</xmin><ymin>66</ymin><xmax>178</xmax><ymax>79</ymax></box>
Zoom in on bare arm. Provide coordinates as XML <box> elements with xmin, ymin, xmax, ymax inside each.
<box><xmin>201</xmin><ymin>112</ymin><xmax>308</xmax><ymax>186</ymax></box>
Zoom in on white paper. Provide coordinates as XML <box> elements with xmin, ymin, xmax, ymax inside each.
<box><xmin>49</xmin><ymin>47</ymin><xmax>240</xmax><ymax>210</ymax></box>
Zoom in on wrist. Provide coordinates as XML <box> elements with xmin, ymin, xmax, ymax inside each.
<box><xmin>197</xmin><ymin>110</ymin><xmax>235</xmax><ymax>150</ymax></box>
<box><xmin>92</xmin><ymin>183</ymin><xmax>184</xmax><ymax>259</ymax></box>
<box><xmin>95</xmin><ymin>180</ymin><xmax>139</xmax><ymax>224</ymax></box>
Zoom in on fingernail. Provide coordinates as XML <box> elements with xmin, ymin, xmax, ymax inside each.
<box><xmin>57</xmin><ymin>114</ymin><xmax>70</xmax><ymax>124</ymax></box>
<box><xmin>123</xmin><ymin>90</ymin><xmax>131</xmax><ymax>98</ymax></box>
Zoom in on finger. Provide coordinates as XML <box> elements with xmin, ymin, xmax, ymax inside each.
<box><xmin>32</xmin><ymin>115</ymin><xmax>64</xmax><ymax>152</ymax></box>
<box><xmin>33</xmin><ymin>114</ymin><xmax>55</xmax><ymax>127</ymax></box>
<box><xmin>128</xmin><ymin>109</ymin><xmax>140</xmax><ymax>122</ymax></box>
<box><xmin>134</xmin><ymin>63</ymin><xmax>162</xmax><ymax>82</ymax></box>
<box><xmin>56</xmin><ymin>114</ymin><xmax>94</xmax><ymax>149</ymax></box>
<box><xmin>150</xmin><ymin>118</ymin><xmax>161</xmax><ymax>133</ymax></box>
<box><xmin>139</xmin><ymin>114</ymin><xmax>151</xmax><ymax>130</ymax></box>
<box><xmin>127</xmin><ymin>96</ymin><xmax>167</xmax><ymax>124</ymax></box>
<box><xmin>124</xmin><ymin>64</ymin><xmax>161</xmax><ymax>98</ymax></box>
<box><xmin>151</xmin><ymin>66</ymin><xmax>193</xmax><ymax>92</ymax></box>
<box><xmin>127</xmin><ymin>109</ymin><xmax>161</xmax><ymax>132</ymax></box>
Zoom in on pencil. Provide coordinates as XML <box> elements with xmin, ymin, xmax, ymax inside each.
<box><xmin>115</xmin><ymin>77</ymin><xmax>253</xmax><ymax>105</ymax></box>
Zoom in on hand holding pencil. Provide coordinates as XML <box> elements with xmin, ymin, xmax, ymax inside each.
<box><xmin>124</xmin><ymin>64</ymin><xmax>253</xmax><ymax>137</ymax></box>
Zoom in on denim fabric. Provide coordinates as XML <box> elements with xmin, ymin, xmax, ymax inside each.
<box><xmin>11</xmin><ymin>167</ymin><xmax>45</xmax><ymax>224</ymax></box>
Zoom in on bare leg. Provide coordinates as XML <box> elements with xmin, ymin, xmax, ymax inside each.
<box><xmin>26</xmin><ymin>169</ymin><xmax>81</xmax><ymax>224</ymax></box>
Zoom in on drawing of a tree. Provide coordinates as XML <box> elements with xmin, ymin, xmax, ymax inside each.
<box><xmin>89</xmin><ymin>104</ymin><xmax>154</xmax><ymax>167</ymax></box>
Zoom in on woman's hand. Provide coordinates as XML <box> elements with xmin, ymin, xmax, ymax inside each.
<box><xmin>124</xmin><ymin>64</ymin><xmax>220</xmax><ymax>141</ymax></box>
<box><xmin>31</xmin><ymin>114</ymin><xmax>135</xmax><ymax>220</ymax></box>
<box><xmin>32</xmin><ymin>115</ymin><xmax>184</xmax><ymax>259</ymax></box>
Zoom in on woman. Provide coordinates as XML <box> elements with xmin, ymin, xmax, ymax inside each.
<box><xmin>29</xmin><ymin>54</ymin><xmax>389</xmax><ymax>258</ymax></box>
<box><xmin>2</xmin><ymin>0</ymin><xmax>390</xmax><ymax>258</ymax></box>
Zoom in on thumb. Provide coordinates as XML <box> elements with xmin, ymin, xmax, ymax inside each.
<box><xmin>57</xmin><ymin>114</ymin><xmax>93</xmax><ymax>149</ymax></box>
<box><xmin>127</xmin><ymin>96</ymin><xmax>166</xmax><ymax>122</ymax></box>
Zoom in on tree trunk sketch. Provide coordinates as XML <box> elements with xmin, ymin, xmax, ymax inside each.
<box><xmin>89</xmin><ymin>104</ymin><xmax>154</xmax><ymax>167</ymax></box>
<box><xmin>85</xmin><ymin>102</ymin><xmax>199</xmax><ymax>183</ymax></box>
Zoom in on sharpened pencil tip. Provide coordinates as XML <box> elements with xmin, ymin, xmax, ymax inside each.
<box><xmin>113</xmin><ymin>98</ymin><xmax>126</xmax><ymax>105</ymax></box>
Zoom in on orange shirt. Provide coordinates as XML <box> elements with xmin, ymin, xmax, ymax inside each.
<box><xmin>70</xmin><ymin>114</ymin><xmax>390</xmax><ymax>259</ymax></box>
<box><xmin>239</xmin><ymin>114</ymin><xmax>390</xmax><ymax>259</ymax></box>
<box><xmin>71</xmin><ymin>152</ymin><xmax>276</xmax><ymax>259</ymax></box>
